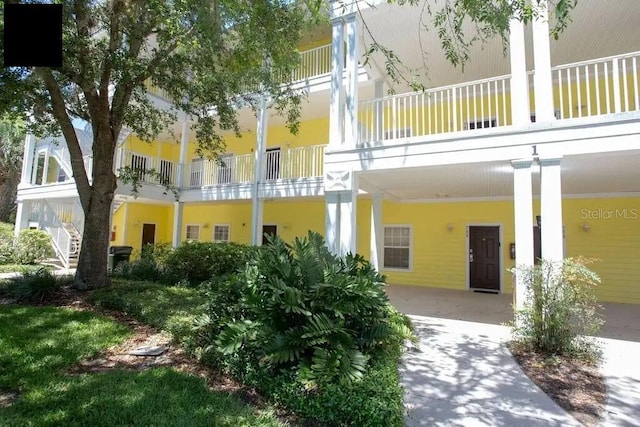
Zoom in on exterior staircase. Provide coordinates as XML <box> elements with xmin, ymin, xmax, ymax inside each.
<box><xmin>62</xmin><ymin>222</ymin><xmax>81</xmax><ymax>268</ymax></box>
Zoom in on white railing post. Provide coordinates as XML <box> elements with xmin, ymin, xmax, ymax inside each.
<box><xmin>612</xmin><ymin>58</ymin><xmax>622</xmax><ymax>113</ymax></box>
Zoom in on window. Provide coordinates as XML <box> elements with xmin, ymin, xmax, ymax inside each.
<box><xmin>213</xmin><ymin>225</ymin><xmax>230</xmax><ymax>242</ymax></box>
<box><xmin>186</xmin><ymin>225</ymin><xmax>200</xmax><ymax>241</ymax></box>
<box><xmin>265</xmin><ymin>147</ymin><xmax>281</xmax><ymax>180</ymax></box>
<box><xmin>159</xmin><ymin>160</ymin><xmax>174</xmax><ymax>185</ymax></box>
<box><xmin>130</xmin><ymin>154</ymin><xmax>148</xmax><ymax>181</ymax></box>
<box><xmin>467</xmin><ymin>119</ymin><xmax>497</xmax><ymax>130</ymax></box>
<box><xmin>384</xmin><ymin>128</ymin><xmax>412</xmax><ymax>140</ymax></box>
<box><xmin>217</xmin><ymin>153</ymin><xmax>233</xmax><ymax>184</ymax></box>
<box><xmin>383</xmin><ymin>226</ymin><xmax>411</xmax><ymax>270</ymax></box>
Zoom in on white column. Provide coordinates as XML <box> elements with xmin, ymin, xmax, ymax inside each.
<box><xmin>532</xmin><ymin>0</ymin><xmax>555</xmax><ymax>122</ymax></box>
<box><xmin>20</xmin><ymin>134</ymin><xmax>36</xmax><ymax>185</ymax></box>
<box><xmin>344</xmin><ymin>13</ymin><xmax>358</xmax><ymax>146</ymax></box>
<box><xmin>14</xmin><ymin>200</ymin><xmax>29</xmax><ymax>239</ymax></box>
<box><xmin>370</xmin><ymin>193</ymin><xmax>383</xmax><ymax>270</ymax></box>
<box><xmin>41</xmin><ymin>148</ymin><xmax>50</xmax><ymax>185</ymax></box>
<box><xmin>338</xmin><ymin>188</ymin><xmax>357</xmax><ymax>256</ymax></box>
<box><xmin>508</xmin><ymin>15</ymin><xmax>530</xmax><ymax>126</ymax></box>
<box><xmin>177</xmin><ymin>120</ymin><xmax>189</xmax><ymax>188</ymax></box>
<box><xmin>251</xmin><ymin>96</ymin><xmax>268</xmax><ymax>246</ymax></box>
<box><xmin>539</xmin><ymin>157</ymin><xmax>563</xmax><ymax>261</ymax></box>
<box><xmin>329</xmin><ymin>17</ymin><xmax>344</xmax><ymax>147</ymax></box>
<box><xmin>172</xmin><ymin>201</ymin><xmax>184</xmax><ymax>248</ymax></box>
<box><xmin>512</xmin><ymin>159</ymin><xmax>534</xmax><ymax>310</ymax></box>
<box><xmin>325</xmin><ymin>192</ymin><xmax>340</xmax><ymax>254</ymax></box>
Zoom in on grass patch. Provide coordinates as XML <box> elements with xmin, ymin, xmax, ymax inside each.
<box><xmin>0</xmin><ymin>305</ymin><xmax>285</xmax><ymax>426</ymax></box>
<box><xmin>89</xmin><ymin>280</ymin><xmax>208</xmax><ymax>343</ymax></box>
<box><xmin>1</xmin><ymin>368</ymin><xmax>283</xmax><ymax>427</ymax></box>
<box><xmin>0</xmin><ymin>264</ymin><xmax>51</xmax><ymax>274</ymax></box>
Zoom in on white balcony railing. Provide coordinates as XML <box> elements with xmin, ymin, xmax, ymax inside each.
<box><xmin>291</xmin><ymin>44</ymin><xmax>333</xmax><ymax>82</ymax></box>
<box><xmin>264</xmin><ymin>144</ymin><xmax>325</xmax><ymax>181</ymax></box>
<box><xmin>183</xmin><ymin>153</ymin><xmax>255</xmax><ymax>188</ymax></box>
<box><xmin>552</xmin><ymin>51</ymin><xmax>640</xmax><ymax>119</ymax></box>
<box><xmin>358</xmin><ymin>75</ymin><xmax>512</xmax><ymax>143</ymax></box>
<box><xmin>120</xmin><ymin>150</ymin><xmax>179</xmax><ymax>187</ymax></box>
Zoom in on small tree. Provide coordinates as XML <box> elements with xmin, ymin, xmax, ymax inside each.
<box><xmin>0</xmin><ymin>117</ymin><xmax>25</xmax><ymax>223</ymax></box>
<box><xmin>511</xmin><ymin>258</ymin><xmax>604</xmax><ymax>359</ymax></box>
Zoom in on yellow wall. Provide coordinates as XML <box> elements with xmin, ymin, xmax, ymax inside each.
<box><xmin>182</xmin><ymin>202</ymin><xmax>253</xmax><ymax>243</ymax></box>
<box><xmin>116</xmin><ymin>202</ymin><xmax>173</xmax><ymax>255</ymax></box>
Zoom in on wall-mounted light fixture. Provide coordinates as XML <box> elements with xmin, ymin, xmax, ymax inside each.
<box><xmin>203</xmin><ymin>223</ymin><xmax>210</xmax><ymax>229</ymax></box>
<box><xmin>446</xmin><ymin>223</ymin><xmax>454</xmax><ymax>231</ymax></box>
<box><xmin>581</xmin><ymin>222</ymin><xmax>590</xmax><ymax>232</ymax></box>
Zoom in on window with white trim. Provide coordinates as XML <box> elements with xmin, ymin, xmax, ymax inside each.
<box><xmin>383</xmin><ymin>226</ymin><xmax>411</xmax><ymax>270</ymax></box>
<box><xmin>213</xmin><ymin>225</ymin><xmax>230</xmax><ymax>242</ymax></box>
<box><xmin>186</xmin><ymin>225</ymin><xmax>200</xmax><ymax>241</ymax></box>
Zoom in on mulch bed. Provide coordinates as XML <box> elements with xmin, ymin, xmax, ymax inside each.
<box><xmin>509</xmin><ymin>343</ymin><xmax>606</xmax><ymax>427</ymax></box>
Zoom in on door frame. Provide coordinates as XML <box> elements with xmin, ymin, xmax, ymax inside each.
<box><xmin>261</xmin><ymin>223</ymin><xmax>278</xmax><ymax>245</ymax></box>
<box><xmin>141</xmin><ymin>222</ymin><xmax>157</xmax><ymax>251</ymax></box>
<box><xmin>465</xmin><ymin>223</ymin><xmax>504</xmax><ymax>293</ymax></box>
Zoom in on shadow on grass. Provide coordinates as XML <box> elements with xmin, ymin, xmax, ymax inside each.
<box><xmin>0</xmin><ymin>368</ymin><xmax>282</xmax><ymax>427</ymax></box>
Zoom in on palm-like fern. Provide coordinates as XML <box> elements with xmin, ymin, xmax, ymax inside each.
<box><xmin>211</xmin><ymin>231</ymin><xmax>414</xmax><ymax>387</ymax></box>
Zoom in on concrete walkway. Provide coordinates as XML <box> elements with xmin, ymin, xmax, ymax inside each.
<box><xmin>388</xmin><ymin>285</ymin><xmax>640</xmax><ymax>427</ymax></box>
<box><xmin>401</xmin><ymin>315</ymin><xmax>580</xmax><ymax>426</ymax></box>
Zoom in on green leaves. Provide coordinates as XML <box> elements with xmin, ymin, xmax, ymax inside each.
<box><xmin>205</xmin><ymin>231</ymin><xmax>414</xmax><ymax>388</ymax></box>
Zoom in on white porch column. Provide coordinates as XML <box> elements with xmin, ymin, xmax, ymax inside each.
<box><xmin>508</xmin><ymin>14</ymin><xmax>530</xmax><ymax>126</ymax></box>
<box><xmin>177</xmin><ymin>119</ymin><xmax>189</xmax><ymax>188</ymax></box>
<box><xmin>172</xmin><ymin>202</ymin><xmax>184</xmax><ymax>248</ymax></box>
<box><xmin>370</xmin><ymin>193</ymin><xmax>383</xmax><ymax>270</ymax></box>
<box><xmin>41</xmin><ymin>148</ymin><xmax>50</xmax><ymax>185</ymax></box>
<box><xmin>13</xmin><ymin>200</ymin><xmax>30</xmax><ymax>239</ymax></box>
<box><xmin>251</xmin><ymin>96</ymin><xmax>268</xmax><ymax>246</ymax></box>
<box><xmin>344</xmin><ymin>13</ymin><xmax>359</xmax><ymax>146</ymax></box>
<box><xmin>532</xmin><ymin>0</ymin><xmax>556</xmax><ymax>122</ymax></box>
<box><xmin>512</xmin><ymin>159</ymin><xmax>534</xmax><ymax>310</ymax></box>
<box><xmin>325</xmin><ymin>192</ymin><xmax>340</xmax><ymax>254</ymax></box>
<box><xmin>20</xmin><ymin>134</ymin><xmax>36</xmax><ymax>185</ymax></box>
<box><xmin>539</xmin><ymin>157</ymin><xmax>564</xmax><ymax>261</ymax></box>
<box><xmin>329</xmin><ymin>15</ymin><xmax>345</xmax><ymax>148</ymax></box>
<box><xmin>324</xmin><ymin>170</ymin><xmax>357</xmax><ymax>256</ymax></box>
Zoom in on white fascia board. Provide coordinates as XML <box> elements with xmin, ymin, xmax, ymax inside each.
<box><xmin>258</xmin><ymin>177</ymin><xmax>325</xmax><ymax>199</ymax></box>
<box><xmin>180</xmin><ymin>184</ymin><xmax>255</xmax><ymax>202</ymax></box>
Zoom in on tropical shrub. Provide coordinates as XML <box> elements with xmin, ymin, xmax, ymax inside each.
<box><xmin>9</xmin><ymin>267</ymin><xmax>73</xmax><ymax>302</ymax></box>
<box><xmin>510</xmin><ymin>257</ymin><xmax>604</xmax><ymax>359</ymax></box>
<box><xmin>194</xmin><ymin>231</ymin><xmax>413</xmax><ymax>425</ymax></box>
<box><xmin>163</xmin><ymin>241</ymin><xmax>256</xmax><ymax>286</ymax></box>
<box><xmin>14</xmin><ymin>229</ymin><xmax>54</xmax><ymax>264</ymax></box>
<box><xmin>0</xmin><ymin>223</ymin><xmax>14</xmax><ymax>264</ymax></box>
<box><xmin>112</xmin><ymin>257</ymin><xmax>162</xmax><ymax>281</ymax></box>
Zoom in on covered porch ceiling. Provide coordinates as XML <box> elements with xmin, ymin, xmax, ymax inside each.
<box><xmin>358</xmin><ymin>150</ymin><xmax>640</xmax><ymax>201</ymax></box>
<box><xmin>358</xmin><ymin>0</ymin><xmax>640</xmax><ymax>92</ymax></box>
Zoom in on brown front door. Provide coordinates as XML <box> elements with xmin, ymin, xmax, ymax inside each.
<box><xmin>533</xmin><ymin>226</ymin><xmax>542</xmax><ymax>265</ymax></box>
<box><xmin>469</xmin><ymin>226</ymin><xmax>500</xmax><ymax>291</ymax></box>
<box><xmin>141</xmin><ymin>223</ymin><xmax>156</xmax><ymax>251</ymax></box>
<box><xmin>262</xmin><ymin>225</ymin><xmax>277</xmax><ymax>245</ymax></box>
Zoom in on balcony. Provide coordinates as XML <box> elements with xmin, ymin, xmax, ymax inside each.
<box><xmin>115</xmin><ymin>145</ymin><xmax>326</xmax><ymax>200</ymax></box>
<box><xmin>358</xmin><ymin>51</ymin><xmax>640</xmax><ymax>145</ymax></box>
<box><xmin>146</xmin><ymin>43</ymin><xmax>334</xmax><ymax>101</ymax></box>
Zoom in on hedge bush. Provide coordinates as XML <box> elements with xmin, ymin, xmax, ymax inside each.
<box><xmin>193</xmin><ymin>231</ymin><xmax>413</xmax><ymax>425</ymax></box>
<box><xmin>14</xmin><ymin>229</ymin><xmax>54</xmax><ymax>264</ymax></box>
<box><xmin>163</xmin><ymin>241</ymin><xmax>256</xmax><ymax>286</ymax></box>
<box><xmin>0</xmin><ymin>223</ymin><xmax>14</xmax><ymax>264</ymax></box>
<box><xmin>7</xmin><ymin>267</ymin><xmax>73</xmax><ymax>303</ymax></box>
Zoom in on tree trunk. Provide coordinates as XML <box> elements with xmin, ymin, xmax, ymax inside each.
<box><xmin>0</xmin><ymin>171</ymin><xmax>19</xmax><ymax>223</ymax></box>
<box><xmin>74</xmin><ymin>129</ymin><xmax>117</xmax><ymax>290</ymax></box>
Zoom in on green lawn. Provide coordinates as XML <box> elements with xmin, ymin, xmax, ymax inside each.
<box><xmin>0</xmin><ymin>305</ymin><xmax>284</xmax><ymax>426</ymax></box>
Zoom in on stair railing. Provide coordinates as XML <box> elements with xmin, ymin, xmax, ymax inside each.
<box><xmin>41</xmin><ymin>199</ymin><xmax>73</xmax><ymax>269</ymax></box>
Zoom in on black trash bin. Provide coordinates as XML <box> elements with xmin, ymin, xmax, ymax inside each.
<box><xmin>108</xmin><ymin>246</ymin><xmax>133</xmax><ymax>272</ymax></box>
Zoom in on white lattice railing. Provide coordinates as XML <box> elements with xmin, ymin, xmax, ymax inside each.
<box><xmin>264</xmin><ymin>144</ymin><xmax>325</xmax><ymax>181</ymax></box>
<box><xmin>183</xmin><ymin>153</ymin><xmax>255</xmax><ymax>188</ymax></box>
<box><xmin>41</xmin><ymin>199</ymin><xmax>72</xmax><ymax>269</ymax></box>
<box><xmin>552</xmin><ymin>51</ymin><xmax>640</xmax><ymax>119</ymax></box>
<box><xmin>358</xmin><ymin>74</ymin><xmax>512</xmax><ymax>143</ymax></box>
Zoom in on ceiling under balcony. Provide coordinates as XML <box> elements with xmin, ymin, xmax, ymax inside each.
<box><xmin>357</xmin><ymin>0</ymin><xmax>640</xmax><ymax>92</ymax></box>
